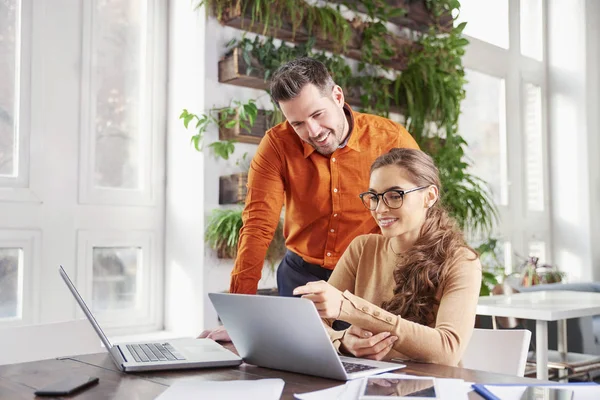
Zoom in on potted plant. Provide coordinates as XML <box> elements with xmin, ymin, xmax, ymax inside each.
<box><xmin>204</xmin><ymin>208</ymin><xmax>286</xmax><ymax>273</ymax></box>
<box><xmin>475</xmin><ymin>238</ymin><xmax>505</xmax><ymax>296</ymax></box>
<box><xmin>514</xmin><ymin>256</ymin><xmax>564</xmax><ymax>287</ymax></box>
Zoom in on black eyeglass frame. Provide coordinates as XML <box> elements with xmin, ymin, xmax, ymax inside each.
<box><xmin>358</xmin><ymin>186</ymin><xmax>429</xmax><ymax>210</ymax></box>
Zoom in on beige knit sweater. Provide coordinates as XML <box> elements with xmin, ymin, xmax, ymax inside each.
<box><xmin>324</xmin><ymin>234</ymin><xmax>482</xmax><ymax>366</ymax></box>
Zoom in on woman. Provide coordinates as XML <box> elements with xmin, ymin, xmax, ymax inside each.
<box><xmin>293</xmin><ymin>148</ymin><xmax>482</xmax><ymax>366</ymax></box>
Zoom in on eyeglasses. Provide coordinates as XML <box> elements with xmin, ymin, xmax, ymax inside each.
<box><xmin>358</xmin><ymin>186</ymin><xmax>428</xmax><ymax>211</ymax></box>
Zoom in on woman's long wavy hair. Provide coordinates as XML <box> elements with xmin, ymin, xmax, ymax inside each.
<box><xmin>376</xmin><ymin>149</ymin><xmax>477</xmax><ymax>326</ymax></box>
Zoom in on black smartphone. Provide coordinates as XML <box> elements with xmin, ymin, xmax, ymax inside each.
<box><xmin>519</xmin><ymin>386</ymin><xmax>574</xmax><ymax>400</ymax></box>
<box><xmin>34</xmin><ymin>375</ymin><xmax>99</xmax><ymax>396</ymax></box>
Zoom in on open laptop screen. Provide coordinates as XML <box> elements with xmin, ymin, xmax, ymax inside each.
<box><xmin>58</xmin><ymin>265</ymin><xmax>113</xmax><ymax>350</ymax></box>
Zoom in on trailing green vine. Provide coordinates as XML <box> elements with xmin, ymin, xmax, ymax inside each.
<box><xmin>190</xmin><ymin>0</ymin><xmax>499</xmax><ymax>252</ymax></box>
<box><xmin>197</xmin><ymin>0</ymin><xmax>352</xmax><ymax>52</ymax></box>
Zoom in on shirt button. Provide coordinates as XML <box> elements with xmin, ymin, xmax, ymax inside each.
<box><xmin>386</xmin><ymin>317</ymin><xmax>392</xmax><ymax>322</ymax></box>
<box><xmin>327</xmin><ymin>252</ymin><xmax>331</xmax><ymax>257</ymax></box>
<box><xmin>332</xmin><ymin>157</ymin><xmax>336</xmax><ymax>162</ymax></box>
<box><xmin>362</xmin><ymin>307</ymin><xmax>369</xmax><ymax>312</ymax></box>
<box><xmin>373</xmin><ymin>311</ymin><xmax>380</xmax><ymax>316</ymax></box>
<box><xmin>333</xmin><ymin>214</ymin><xmax>338</xmax><ymax>217</ymax></box>
<box><xmin>330</xmin><ymin>229</ymin><xmax>334</xmax><ymax>233</ymax></box>
<box><xmin>333</xmin><ymin>188</ymin><xmax>338</xmax><ymax>193</ymax></box>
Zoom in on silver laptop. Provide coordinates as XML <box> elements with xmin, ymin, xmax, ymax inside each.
<box><xmin>208</xmin><ymin>292</ymin><xmax>405</xmax><ymax>380</ymax></box>
<box><xmin>59</xmin><ymin>266</ymin><xmax>242</xmax><ymax>372</ymax></box>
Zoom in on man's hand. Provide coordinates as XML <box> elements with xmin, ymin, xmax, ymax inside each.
<box><xmin>340</xmin><ymin>325</ymin><xmax>398</xmax><ymax>361</ymax></box>
<box><xmin>293</xmin><ymin>280</ymin><xmax>344</xmax><ymax>319</ymax></box>
<box><xmin>197</xmin><ymin>325</ymin><xmax>231</xmax><ymax>342</ymax></box>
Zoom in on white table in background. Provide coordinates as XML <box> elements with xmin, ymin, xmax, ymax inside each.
<box><xmin>476</xmin><ymin>290</ymin><xmax>600</xmax><ymax>380</ymax></box>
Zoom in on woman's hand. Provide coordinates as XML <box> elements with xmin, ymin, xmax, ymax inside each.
<box><xmin>340</xmin><ymin>325</ymin><xmax>398</xmax><ymax>360</ymax></box>
<box><xmin>293</xmin><ymin>280</ymin><xmax>344</xmax><ymax>319</ymax></box>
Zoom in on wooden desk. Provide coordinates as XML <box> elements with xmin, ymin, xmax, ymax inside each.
<box><xmin>0</xmin><ymin>344</ymin><xmax>545</xmax><ymax>399</ymax></box>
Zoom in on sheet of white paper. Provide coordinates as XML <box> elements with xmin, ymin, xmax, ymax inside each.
<box><xmin>155</xmin><ymin>378</ymin><xmax>285</xmax><ymax>400</ymax></box>
<box><xmin>482</xmin><ymin>384</ymin><xmax>600</xmax><ymax>400</ymax></box>
<box><xmin>294</xmin><ymin>373</ymin><xmax>467</xmax><ymax>400</ymax></box>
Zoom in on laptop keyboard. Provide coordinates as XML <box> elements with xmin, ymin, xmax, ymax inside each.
<box><xmin>126</xmin><ymin>343</ymin><xmax>186</xmax><ymax>363</ymax></box>
<box><xmin>341</xmin><ymin>361</ymin><xmax>378</xmax><ymax>373</ymax></box>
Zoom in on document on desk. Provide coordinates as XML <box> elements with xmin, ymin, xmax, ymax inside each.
<box><xmin>471</xmin><ymin>383</ymin><xmax>600</xmax><ymax>400</ymax></box>
<box><xmin>155</xmin><ymin>378</ymin><xmax>285</xmax><ymax>400</ymax></box>
<box><xmin>294</xmin><ymin>373</ymin><xmax>468</xmax><ymax>400</ymax></box>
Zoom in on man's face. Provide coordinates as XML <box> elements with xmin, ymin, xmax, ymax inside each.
<box><xmin>279</xmin><ymin>83</ymin><xmax>348</xmax><ymax>155</ymax></box>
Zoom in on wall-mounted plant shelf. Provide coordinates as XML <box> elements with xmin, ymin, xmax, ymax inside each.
<box><xmin>218</xmin><ymin>49</ymin><xmax>404</xmax><ymax>115</ymax></box>
<box><xmin>328</xmin><ymin>0</ymin><xmax>452</xmax><ymax>33</ymax></box>
<box><xmin>218</xmin><ymin>48</ymin><xmax>269</xmax><ymax>90</ymax></box>
<box><xmin>219</xmin><ymin>172</ymin><xmax>248</xmax><ymax>205</ymax></box>
<box><xmin>219</xmin><ymin>109</ymin><xmax>276</xmax><ymax>144</ymax></box>
<box><xmin>216</xmin><ymin>3</ymin><xmax>413</xmax><ymax>71</ymax></box>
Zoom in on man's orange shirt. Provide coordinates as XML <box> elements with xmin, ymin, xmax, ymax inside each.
<box><xmin>230</xmin><ymin>105</ymin><xmax>419</xmax><ymax>294</ymax></box>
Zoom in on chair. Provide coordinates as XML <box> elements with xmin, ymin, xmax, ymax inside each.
<box><xmin>462</xmin><ymin>328</ymin><xmax>532</xmax><ymax>376</ymax></box>
<box><xmin>0</xmin><ymin>319</ymin><xmax>105</xmax><ymax>366</ymax></box>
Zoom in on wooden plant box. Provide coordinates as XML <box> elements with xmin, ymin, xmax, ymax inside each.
<box><xmin>328</xmin><ymin>0</ymin><xmax>453</xmax><ymax>33</ymax></box>
<box><xmin>216</xmin><ymin>2</ymin><xmax>413</xmax><ymax>72</ymax></box>
<box><xmin>219</xmin><ymin>51</ymin><xmax>404</xmax><ymax>115</ymax></box>
<box><xmin>219</xmin><ymin>172</ymin><xmax>248</xmax><ymax>205</ymax></box>
<box><xmin>218</xmin><ymin>109</ymin><xmax>274</xmax><ymax>144</ymax></box>
<box><xmin>218</xmin><ymin>47</ymin><xmax>269</xmax><ymax>91</ymax></box>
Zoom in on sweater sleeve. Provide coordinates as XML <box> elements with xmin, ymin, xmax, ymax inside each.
<box><xmin>337</xmin><ymin>254</ymin><xmax>482</xmax><ymax>366</ymax></box>
<box><xmin>321</xmin><ymin>235</ymin><xmax>366</xmax><ymax>351</ymax></box>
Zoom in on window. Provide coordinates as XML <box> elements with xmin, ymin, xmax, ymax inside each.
<box><xmin>0</xmin><ymin>0</ymin><xmax>20</xmax><ymax>183</ymax></box>
<box><xmin>520</xmin><ymin>0</ymin><xmax>543</xmax><ymax>60</ymax></box>
<box><xmin>457</xmin><ymin>0</ymin><xmax>509</xmax><ymax>48</ymax></box>
<box><xmin>92</xmin><ymin>0</ymin><xmax>145</xmax><ymax>190</ymax></box>
<box><xmin>0</xmin><ymin>248</ymin><xmax>22</xmax><ymax>320</ymax></box>
<box><xmin>0</xmin><ymin>0</ymin><xmax>165</xmax><ymax>334</ymax></box>
<box><xmin>92</xmin><ymin>247</ymin><xmax>141</xmax><ymax>312</ymax></box>
<box><xmin>524</xmin><ymin>83</ymin><xmax>544</xmax><ymax>212</ymax></box>
<box><xmin>460</xmin><ymin>70</ymin><xmax>508</xmax><ymax>206</ymax></box>
<box><xmin>80</xmin><ymin>0</ymin><xmax>157</xmax><ymax>205</ymax></box>
<box><xmin>461</xmin><ymin>1</ymin><xmax>551</xmax><ymax>269</ymax></box>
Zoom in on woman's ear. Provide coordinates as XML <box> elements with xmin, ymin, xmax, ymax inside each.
<box><xmin>425</xmin><ymin>185</ymin><xmax>439</xmax><ymax>208</ymax></box>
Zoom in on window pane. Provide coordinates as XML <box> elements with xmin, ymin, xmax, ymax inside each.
<box><xmin>456</xmin><ymin>0</ymin><xmax>508</xmax><ymax>48</ymax></box>
<box><xmin>0</xmin><ymin>0</ymin><xmax>19</xmax><ymax>177</ymax></box>
<box><xmin>0</xmin><ymin>248</ymin><xmax>22</xmax><ymax>319</ymax></box>
<box><xmin>524</xmin><ymin>83</ymin><xmax>544</xmax><ymax>212</ymax></box>
<box><xmin>459</xmin><ymin>70</ymin><xmax>508</xmax><ymax>206</ymax></box>
<box><xmin>93</xmin><ymin>0</ymin><xmax>145</xmax><ymax>189</ymax></box>
<box><xmin>520</xmin><ymin>0</ymin><xmax>543</xmax><ymax>60</ymax></box>
<box><xmin>92</xmin><ymin>247</ymin><xmax>141</xmax><ymax>312</ymax></box>
<box><xmin>529</xmin><ymin>241</ymin><xmax>546</xmax><ymax>265</ymax></box>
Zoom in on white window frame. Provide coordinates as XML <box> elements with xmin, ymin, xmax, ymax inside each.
<box><xmin>78</xmin><ymin>0</ymin><xmax>160</xmax><ymax>206</ymax></box>
<box><xmin>462</xmin><ymin>0</ymin><xmax>551</xmax><ymax>261</ymax></box>
<box><xmin>76</xmin><ymin>229</ymin><xmax>161</xmax><ymax>335</ymax></box>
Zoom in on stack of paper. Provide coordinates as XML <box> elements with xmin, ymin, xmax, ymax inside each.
<box><xmin>294</xmin><ymin>373</ymin><xmax>468</xmax><ymax>400</ymax></box>
<box><xmin>155</xmin><ymin>378</ymin><xmax>285</xmax><ymax>400</ymax></box>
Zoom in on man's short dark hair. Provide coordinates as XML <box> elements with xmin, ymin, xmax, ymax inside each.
<box><xmin>270</xmin><ymin>57</ymin><xmax>335</xmax><ymax>106</ymax></box>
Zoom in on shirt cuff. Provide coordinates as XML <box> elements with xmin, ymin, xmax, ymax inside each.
<box><xmin>340</xmin><ymin>290</ymin><xmax>397</xmax><ymax>327</ymax></box>
<box><xmin>329</xmin><ymin>327</ymin><xmax>348</xmax><ymax>353</ymax></box>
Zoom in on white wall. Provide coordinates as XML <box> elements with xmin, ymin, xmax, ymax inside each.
<box><xmin>164</xmin><ymin>0</ymin><xmax>207</xmax><ymax>336</ymax></box>
<box><xmin>547</xmin><ymin>0</ymin><xmax>600</xmax><ymax>281</ymax></box>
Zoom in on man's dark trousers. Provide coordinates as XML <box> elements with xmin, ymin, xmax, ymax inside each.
<box><xmin>276</xmin><ymin>250</ymin><xmax>350</xmax><ymax>330</ymax></box>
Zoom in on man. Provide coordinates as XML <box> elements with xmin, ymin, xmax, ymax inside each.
<box><xmin>201</xmin><ymin>57</ymin><xmax>418</xmax><ymax>340</ymax></box>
